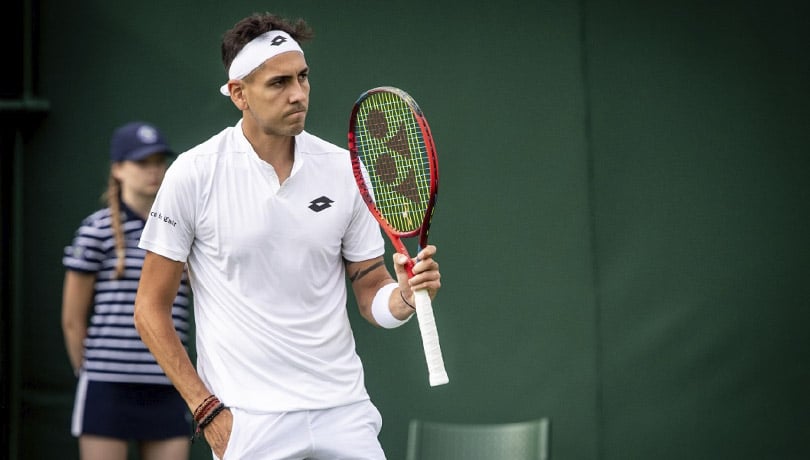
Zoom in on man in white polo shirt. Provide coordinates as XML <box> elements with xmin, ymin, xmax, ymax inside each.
<box><xmin>132</xmin><ymin>12</ymin><xmax>442</xmax><ymax>460</ymax></box>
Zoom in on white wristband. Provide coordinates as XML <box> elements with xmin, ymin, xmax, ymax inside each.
<box><xmin>371</xmin><ymin>283</ymin><xmax>412</xmax><ymax>329</ymax></box>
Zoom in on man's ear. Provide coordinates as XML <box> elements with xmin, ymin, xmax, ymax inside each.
<box><xmin>228</xmin><ymin>80</ymin><xmax>248</xmax><ymax>110</ymax></box>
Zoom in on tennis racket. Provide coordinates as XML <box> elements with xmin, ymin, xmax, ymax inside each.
<box><xmin>348</xmin><ymin>86</ymin><xmax>449</xmax><ymax>387</ymax></box>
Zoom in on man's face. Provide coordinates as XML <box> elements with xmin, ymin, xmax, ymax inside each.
<box><xmin>240</xmin><ymin>52</ymin><xmax>310</xmax><ymax>137</ymax></box>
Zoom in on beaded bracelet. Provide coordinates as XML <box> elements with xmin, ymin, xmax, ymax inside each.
<box><xmin>193</xmin><ymin>402</ymin><xmax>227</xmax><ymax>442</ymax></box>
<box><xmin>192</xmin><ymin>395</ymin><xmax>226</xmax><ymax>442</ymax></box>
<box><xmin>199</xmin><ymin>402</ymin><xmax>225</xmax><ymax>428</ymax></box>
<box><xmin>193</xmin><ymin>395</ymin><xmax>218</xmax><ymax>421</ymax></box>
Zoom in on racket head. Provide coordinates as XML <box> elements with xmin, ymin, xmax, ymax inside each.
<box><xmin>348</xmin><ymin>86</ymin><xmax>439</xmax><ymax>251</ymax></box>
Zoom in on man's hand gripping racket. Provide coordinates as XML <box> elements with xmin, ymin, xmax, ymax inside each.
<box><xmin>348</xmin><ymin>86</ymin><xmax>449</xmax><ymax>386</ymax></box>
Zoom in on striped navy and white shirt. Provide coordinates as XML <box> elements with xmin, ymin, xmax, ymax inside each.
<box><xmin>63</xmin><ymin>204</ymin><xmax>191</xmax><ymax>385</ymax></box>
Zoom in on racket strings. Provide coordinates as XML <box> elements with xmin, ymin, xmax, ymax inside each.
<box><xmin>354</xmin><ymin>93</ymin><xmax>432</xmax><ymax>233</ymax></box>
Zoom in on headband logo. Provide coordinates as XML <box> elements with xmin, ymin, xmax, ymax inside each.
<box><xmin>270</xmin><ymin>35</ymin><xmax>287</xmax><ymax>46</ymax></box>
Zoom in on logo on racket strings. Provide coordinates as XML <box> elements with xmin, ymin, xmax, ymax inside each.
<box><xmin>366</xmin><ymin>109</ymin><xmax>422</xmax><ymax>207</ymax></box>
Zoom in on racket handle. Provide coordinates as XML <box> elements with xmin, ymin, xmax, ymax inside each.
<box><xmin>413</xmin><ymin>289</ymin><xmax>449</xmax><ymax>386</ymax></box>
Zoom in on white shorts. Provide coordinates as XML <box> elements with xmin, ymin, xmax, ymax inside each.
<box><xmin>217</xmin><ymin>399</ymin><xmax>386</xmax><ymax>460</ymax></box>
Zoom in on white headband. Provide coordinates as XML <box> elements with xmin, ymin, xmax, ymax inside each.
<box><xmin>219</xmin><ymin>30</ymin><xmax>304</xmax><ymax>96</ymax></box>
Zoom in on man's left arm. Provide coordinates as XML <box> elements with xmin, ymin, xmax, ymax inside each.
<box><xmin>347</xmin><ymin>245</ymin><xmax>441</xmax><ymax>327</ymax></box>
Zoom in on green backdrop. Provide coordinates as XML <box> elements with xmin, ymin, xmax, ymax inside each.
<box><xmin>4</xmin><ymin>0</ymin><xmax>808</xmax><ymax>459</ymax></box>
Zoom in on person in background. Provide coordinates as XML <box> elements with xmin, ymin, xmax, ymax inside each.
<box><xmin>133</xmin><ymin>12</ymin><xmax>442</xmax><ymax>460</ymax></box>
<box><xmin>61</xmin><ymin>121</ymin><xmax>192</xmax><ymax>460</ymax></box>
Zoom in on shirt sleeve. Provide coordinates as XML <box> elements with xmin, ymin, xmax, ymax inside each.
<box><xmin>63</xmin><ymin>215</ymin><xmax>105</xmax><ymax>273</ymax></box>
<box><xmin>139</xmin><ymin>154</ymin><xmax>198</xmax><ymax>262</ymax></box>
<box><xmin>341</xmin><ymin>162</ymin><xmax>385</xmax><ymax>262</ymax></box>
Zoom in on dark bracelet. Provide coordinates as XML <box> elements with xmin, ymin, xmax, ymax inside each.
<box><xmin>199</xmin><ymin>403</ymin><xmax>226</xmax><ymax>429</ymax></box>
<box><xmin>193</xmin><ymin>394</ymin><xmax>219</xmax><ymax>421</ymax></box>
<box><xmin>192</xmin><ymin>402</ymin><xmax>226</xmax><ymax>442</ymax></box>
<box><xmin>400</xmin><ymin>290</ymin><xmax>415</xmax><ymax>310</ymax></box>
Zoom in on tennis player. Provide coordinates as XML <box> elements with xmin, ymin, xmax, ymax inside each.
<box><xmin>133</xmin><ymin>12</ymin><xmax>442</xmax><ymax>460</ymax></box>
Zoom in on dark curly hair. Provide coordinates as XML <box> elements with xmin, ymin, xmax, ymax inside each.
<box><xmin>221</xmin><ymin>12</ymin><xmax>314</xmax><ymax>72</ymax></box>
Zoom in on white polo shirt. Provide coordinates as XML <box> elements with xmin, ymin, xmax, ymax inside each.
<box><xmin>139</xmin><ymin>121</ymin><xmax>385</xmax><ymax>412</ymax></box>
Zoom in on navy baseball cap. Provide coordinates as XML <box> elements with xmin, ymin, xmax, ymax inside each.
<box><xmin>110</xmin><ymin>122</ymin><xmax>173</xmax><ymax>162</ymax></box>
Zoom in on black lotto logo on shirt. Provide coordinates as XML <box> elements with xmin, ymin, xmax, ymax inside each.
<box><xmin>150</xmin><ymin>211</ymin><xmax>177</xmax><ymax>227</ymax></box>
<box><xmin>308</xmin><ymin>196</ymin><xmax>334</xmax><ymax>212</ymax></box>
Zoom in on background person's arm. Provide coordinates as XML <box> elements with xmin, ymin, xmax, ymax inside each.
<box><xmin>61</xmin><ymin>271</ymin><xmax>95</xmax><ymax>375</ymax></box>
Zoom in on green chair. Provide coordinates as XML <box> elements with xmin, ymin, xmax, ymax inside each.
<box><xmin>405</xmin><ymin>418</ymin><xmax>550</xmax><ymax>460</ymax></box>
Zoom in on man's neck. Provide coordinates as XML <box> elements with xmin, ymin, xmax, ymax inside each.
<box><xmin>242</xmin><ymin>123</ymin><xmax>296</xmax><ymax>183</ymax></box>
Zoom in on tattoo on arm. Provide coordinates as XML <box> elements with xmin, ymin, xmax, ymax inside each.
<box><xmin>349</xmin><ymin>260</ymin><xmax>385</xmax><ymax>283</ymax></box>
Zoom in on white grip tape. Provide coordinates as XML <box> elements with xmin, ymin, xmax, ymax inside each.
<box><xmin>413</xmin><ymin>289</ymin><xmax>449</xmax><ymax>386</ymax></box>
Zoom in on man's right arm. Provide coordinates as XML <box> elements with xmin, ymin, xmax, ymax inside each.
<box><xmin>134</xmin><ymin>251</ymin><xmax>210</xmax><ymax>410</ymax></box>
<box><xmin>134</xmin><ymin>251</ymin><xmax>233</xmax><ymax>455</ymax></box>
